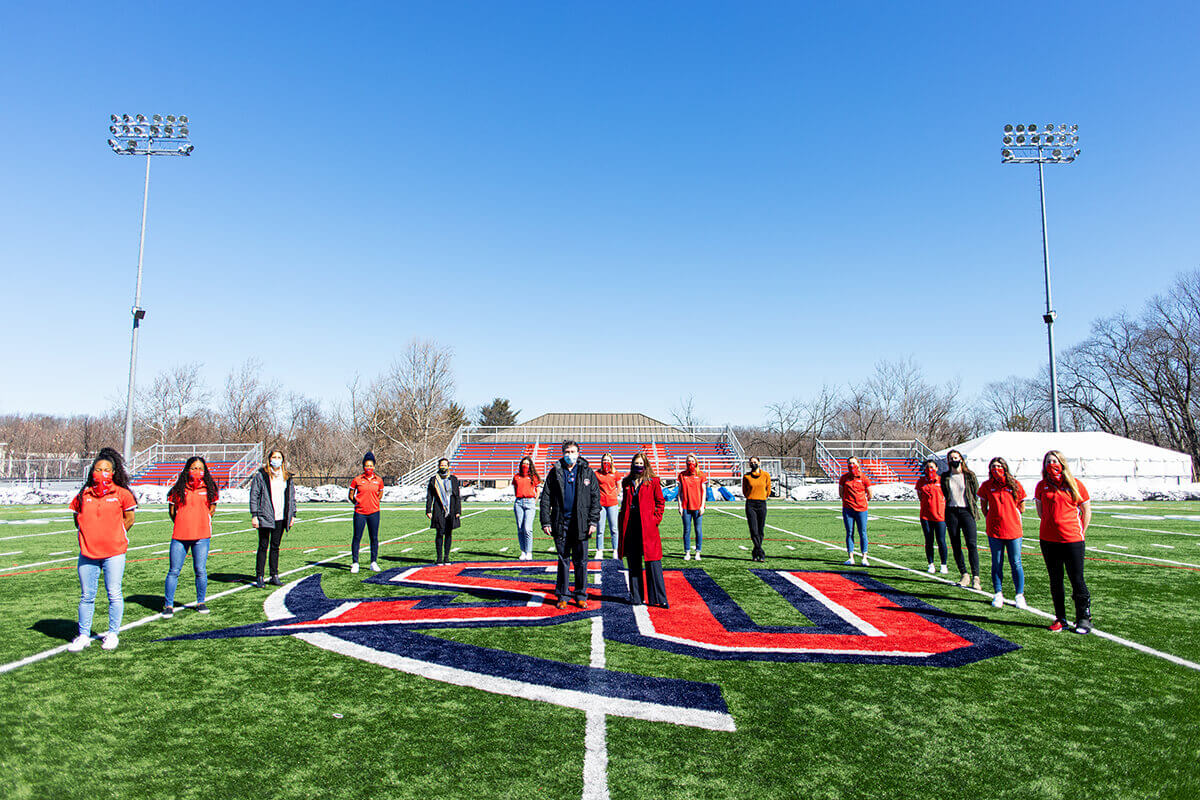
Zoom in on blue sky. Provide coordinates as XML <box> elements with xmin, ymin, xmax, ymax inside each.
<box><xmin>1</xmin><ymin>2</ymin><xmax>1197</xmax><ymax>427</ymax></box>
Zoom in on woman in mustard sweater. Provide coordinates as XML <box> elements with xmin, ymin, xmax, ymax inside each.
<box><xmin>742</xmin><ymin>457</ymin><xmax>771</xmax><ymax>562</ymax></box>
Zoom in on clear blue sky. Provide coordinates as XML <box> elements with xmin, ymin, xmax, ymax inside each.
<box><xmin>1</xmin><ymin>2</ymin><xmax>1197</xmax><ymax>427</ymax></box>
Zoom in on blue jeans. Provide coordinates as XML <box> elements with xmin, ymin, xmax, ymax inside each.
<box><xmin>597</xmin><ymin>505</ymin><xmax>620</xmax><ymax>552</ymax></box>
<box><xmin>682</xmin><ymin>509</ymin><xmax>703</xmax><ymax>551</ymax></box>
<box><xmin>989</xmin><ymin>536</ymin><xmax>1025</xmax><ymax>593</ymax></box>
<box><xmin>920</xmin><ymin>519</ymin><xmax>948</xmax><ymax>564</ymax></box>
<box><xmin>78</xmin><ymin>553</ymin><xmax>125</xmax><ymax>636</ymax></box>
<box><xmin>165</xmin><ymin>538</ymin><xmax>210</xmax><ymax>607</ymax></box>
<box><xmin>514</xmin><ymin>498</ymin><xmax>537</xmax><ymax>553</ymax></box>
<box><xmin>842</xmin><ymin>508</ymin><xmax>868</xmax><ymax>555</ymax></box>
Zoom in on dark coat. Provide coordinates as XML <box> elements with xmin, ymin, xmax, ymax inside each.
<box><xmin>539</xmin><ymin>457</ymin><xmax>601</xmax><ymax>540</ymax></box>
<box><xmin>941</xmin><ymin>467</ymin><xmax>980</xmax><ymax>519</ymax></box>
<box><xmin>618</xmin><ymin>476</ymin><xmax>665</xmax><ymax>561</ymax></box>
<box><xmin>426</xmin><ymin>474</ymin><xmax>462</xmax><ymax>530</ymax></box>
<box><xmin>249</xmin><ymin>467</ymin><xmax>296</xmax><ymax>529</ymax></box>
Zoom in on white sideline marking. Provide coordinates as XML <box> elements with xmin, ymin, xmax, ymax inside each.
<box><xmin>1087</xmin><ymin>548</ymin><xmax>1200</xmax><ymax>569</ymax></box>
<box><xmin>583</xmin><ymin>570</ymin><xmax>610</xmax><ymax>800</ymax></box>
<box><xmin>499</xmin><ymin>547</ymin><xmax>509</xmax><ymax>552</ymax></box>
<box><xmin>713</xmin><ymin>508</ymin><xmax>1200</xmax><ymax>673</ymax></box>
<box><xmin>210</xmin><ymin>549</ymin><xmax>222</xmax><ymax>554</ymax></box>
<box><xmin>49</xmin><ymin>551</ymin><xmax>70</xmax><ymax>556</ymax></box>
<box><xmin>1105</xmin><ymin>544</ymin><xmax>1128</xmax><ymax>549</ymax></box>
<box><xmin>303</xmin><ymin>548</ymin><xmax>318</xmax><ymax>554</ymax></box>
<box><xmin>0</xmin><ymin>551</ymin><xmax>21</xmax><ymax>556</ymax></box>
<box><xmin>152</xmin><ymin>549</ymin><xmax>170</xmax><ymax>555</ymax></box>
<box><xmin>1089</xmin><ymin>522</ymin><xmax>1200</xmax><ymax>538</ymax></box>
<box><xmin>784</xmin><ymin>545</ymin><xmax>795</xmax><ymax>550</ymax></box>
<box><xmin>738</xmin><ymin>545</ymin><xmax>749</xmax><ymax>551</ymax></box>
<box><xmin>1150</xmin><ymin>544</ymin><xmax>1175</xmax><ymax>549</ymax></box>
<box><xmin>0</xmin><ymin>510</ymin><xmax>489</xmax><ymax>676</ymax></box>
<box><xmin>450</xmin><ymin>548</ymin><xmax>461</xmax><ymax>553</ymax></box>
<box><xmin>401</xmin><ymin>547</ymin><xmax>413</xmax><ymax>553</ymax></box>
<box><xmin>877</xmin><ymin>544</ymin><xmax>895</xmax><ymax>550</ymax></box>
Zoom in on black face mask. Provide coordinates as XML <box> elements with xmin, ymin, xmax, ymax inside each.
<box><xmin>750</xmin><ymin>464</ymin><xmax>760</xmax><ymax>472</ymax></box>
<box><xmin>438</xmin><ymin>468</ymin><xmax>449</xmax><ymax>476</ymax></box>
<box><xmin>631</xmin><ymin>464</ymin><xmax>645</xmax><ymax>475</ymax></box>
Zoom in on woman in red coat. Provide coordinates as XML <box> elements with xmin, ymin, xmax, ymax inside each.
<box><xmin>618</xmin><ymin>452</ymin><xmax>668</xmax><ymax>608</ymax></box>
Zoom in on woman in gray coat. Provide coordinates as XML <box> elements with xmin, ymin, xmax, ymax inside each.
<box><xmin>249</xmin><ymin>448</ymin><xmax>296</xmax><ymax>588</ymax></box>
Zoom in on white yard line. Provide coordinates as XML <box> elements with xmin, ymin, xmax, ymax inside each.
<box><xmin>1150</xmin><ymin>544</ymin><xmax>1175</xmax><ymax>549</ymax></box>
<box><xmin>0</xmin><ymin>551</ymin><xmax>21</xmax><ymax>557</ymax></box>
<box><xmin>713</xmin><ymin>507</ymin><xmax>1200</xmax><ymax>673</ymax></box>
<box><xmin>1088</xmin><ymin>522</ymin><xmax>1200</xmax><ymax>538</ymax></box>
<box><xmin>582</xmin><ymin>568</ymin><xmax>609</xmax><ymax>800</ymax></box>
<box><xmin>1086</xmin><ymin>548</ymin><xmax>1200</xmax><ymax>569</ymax></box>
<box><xmin>0</xmin><ymin>510</ymin><xmax>490</xmax><ymax>675</ymax></box>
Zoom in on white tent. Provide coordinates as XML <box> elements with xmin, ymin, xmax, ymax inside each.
<box><xmin>938</xmin><ymin>431</ymin><xmax>1193</xmax><ymax>486</ymax></box>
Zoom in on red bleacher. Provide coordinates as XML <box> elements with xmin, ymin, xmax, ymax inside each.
<box><xmin>816</xmin><ymin>456</ymin><xmax>922</xmax><ymax>485</ymax></box>
<box><xmin>132</xmin><ymin>460</ymin><xmax>242</xmax><ymax>489</ymax></box>
<box><xmin>449</xmin><ymin>440</ymin><xmax>739</xmax><ymax>482</ymax></box>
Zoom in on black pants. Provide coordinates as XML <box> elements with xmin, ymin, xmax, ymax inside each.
<box><xmin>1040</xmin><ymin>539</ymin><xmax>1091</xmax><ymax>621</ymax></box>
<box><xmin>627</xmin><ymin>556</ymin><xmax>668</xmax><ymax>607</ymax></box>
<box><xmin>434</xmin><ymin>520</ymin><xmax>455</xmax><ymax>562</ymax></box>
<box><xmin>256</xmin><ymin>523</ymin><xmax>285</xmax><ymax>578</ymax></box>
<box><xmin>946</xmin><ymin>507</ymin><xmax>979</xmax><ymax>576</ymax></box>
<box><xmin>352</xmin><ymin>511</ymin><xmax>380</xmax><ymax>563</ymax></box>
<box><xmin>555</xmin><ymin>536</ymin><xmax>588</xmax><ymax>602</ymax></box>
<box><xmin>746</xmin><ymin>500</ymin><xmax>767</xmax><ymax>559</ymax></box>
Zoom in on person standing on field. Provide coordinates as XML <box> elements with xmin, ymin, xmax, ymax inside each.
<box><xmin>594</xmin><ymin>453</ymin><xmax>621</xmax><ymax>560</ymax></box>
<box><xmin>540</xmin><ymin>440</ymin><xmax>600</xmax><ymax>609</ymax></box>
<box><xmin>941</xmin><ymin>449</ymin><xmax>981</xmax><ymax>591</ymax></box>
<box><xmin>512</xmin><ymin>456</ymin><xmax>540</xmax><ymax>561</ymax></box>
<box><xmin>978</xmin><ymin>456</ymin><xmax>1027</xmax><ymax>610</ymax></box>
<box><xmin>1035</xmin><ymin>449</ymin><xmax>1093</xmax><ymax>634</ymax></box>
<box><xmin>67</xmin><ymin>448</ymin><xmax>137</xmax><ymax>653</ymax></box>
<box><xmin>163</xmin><ymin>457</ymin><xmax>217</xmax><ymax>617</ymax></box>
<box><xmin>426</xmin><ymin>458</ymin><xmax>462</xmax><ymax>565</ymax></box>
<box><xmin>619</xmin><ymin>452</ymin><xmax>668</xmax><ymax>607</ymax></box>
<box><xmin>348</xmin><ymin>452</ymin><xmax>384</xmax><ymax>574</ymax></box>
<box><xmin>742</xmin><ymin>457</ymin><xmax>770</xmax><ymax>562</ymax></box>
<box><xmin>249</xmin><ymin>449</ymin><xmax>296</xmax><ymax>589</ymax></box>
<box><xmin>915</xmin><ymin>459</ymin><xmax>948</xmax><ymax>574</ymax></box>
<box><xmin>839</xmin><ymin>456</ymin><xmax>873</xmax><ymax>566</ymax></box>
<box><xmin>677</xmin><ymin>453</ymin><xmax>707</xmax><ymax>561</ymax></box>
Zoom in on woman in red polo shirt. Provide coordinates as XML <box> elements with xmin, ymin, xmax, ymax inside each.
<box><xmin>1035</xmin><ymin>450</ymin><xmax>1093</xmax><ymax>633</ymax></box>
<box><xmin>978</xmin><ymin>457</ymin><xmax>1027</xmax><ymax>610</ymax></box>
<box><xmin>348</xmin><ymin>451</ymin><xmax>384</xmax><ymax>574</ymax></box>
<box><xmin>618</xmin><ymin>452</ymin><xmax>667</xmax><ymax>607</ymax></box>
<box><xmin>512</xmin><ymin>456</ymin><xmax>540</xmax><ymax>561</ymax></box>
<box><xmin>163</xmin><ymin>457</ymin><xmax>218</xmax><ymax>617</ymax></box>
<box><xmin>594</xmin><ymin>454</ymin><xmax>621</xmax><ymax>560</ymax></box>
<box><xmin>67</xmin><ymin>448</ymin><xmax>137</xmax><ymax>652</ymax></box>
<box><xmin>677</xmin><ymin>453</ymin><xmax>707</xmax><ymax>561</ymax></box>
<box><xmin>839</xmin><ymin>457</ymin><xmax>872</xmax><ymax>566</ymax></box>
<box><xmin>914</xmin><ymin>459</ymin><xmax>948</xmax><ymax>574</ymax></box>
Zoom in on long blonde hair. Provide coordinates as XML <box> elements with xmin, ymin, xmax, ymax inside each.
<box><xmin>265</xmin><ymin>448</ymin><xmax>294</xmax><ymax>481</ymax></box>
<box><xmin>1043</xmin><ymin>450</ymin><xmax>1082</xmax><ymax>503</ymax></box>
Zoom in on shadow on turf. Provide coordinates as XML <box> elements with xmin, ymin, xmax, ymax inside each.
<box><xmin>127</xmin><ymin>594</ymin><xmax>166</xmax><ymax>612</ymax></box>
<box><xmin>208</xmin><ymin>572</ymin><xmax>258</xmax><ymax>586</ymax></box>
<box><xmin>29</xmin><ymin>618</ymin><xmax>76</xmax><ymax>642</ymax></box>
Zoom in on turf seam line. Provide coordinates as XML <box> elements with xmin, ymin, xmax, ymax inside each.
<box><xmin>583</xmin><ymin>567</ymin><xmax>610</xmax><ymax>800</ymax></box>
<box><xmin>712</xmin><ymin>507</ymin><xmax>1200</xmax><ymax>673</ymax></box>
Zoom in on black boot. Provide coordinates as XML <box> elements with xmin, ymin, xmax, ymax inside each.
<box><xmin>254</xmin><ymin>576</ymin><xmax>265</xmax><ymax>589</ymax></box>
<box><xmin>268</xmin><ymin>575</ymin><xmax>282</xmax><ymax>586</ymax></box>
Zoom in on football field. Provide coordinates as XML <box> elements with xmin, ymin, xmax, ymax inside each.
<box><xmin>0</xmin><ymin>500</ymin><xmax>1197</xmax><ymax>800</ymax></box>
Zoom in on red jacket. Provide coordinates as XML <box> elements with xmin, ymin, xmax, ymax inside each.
<box><xmin>618</xmin><ymin>477</ymin><xmax>665</xmax><ymax>562</ymax></box>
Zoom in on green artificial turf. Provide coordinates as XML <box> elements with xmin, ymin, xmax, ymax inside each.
<box><xmin>0</xmin><ymin>500</ymin><xmax>1197</xmax><ymax>799</ymax></box>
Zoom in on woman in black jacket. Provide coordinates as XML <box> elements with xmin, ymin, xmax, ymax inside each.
<box><xmin>425</xmin><ymin>458</ymin><xmax>461</xmax><ymax>565</ymax></box>
<box><xmin>940</xmin><ymin>449</ymin><xmax>981</xmax><ymax>590</ymax></box>
<box><xmin>248</xmin><ymin>449</ymin><xmax>296</xmax><ymax>588</ymax></box>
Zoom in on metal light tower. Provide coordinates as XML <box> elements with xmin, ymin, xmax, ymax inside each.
<box><xmin>108</xmin><ymin>114</ymin><xmax>194</xmax><ymax>465</ymax></box>
<box><xmin>1001</xmin><ymin>123</ymin><xmax>1080</xmax><ymax>433</ymax></box>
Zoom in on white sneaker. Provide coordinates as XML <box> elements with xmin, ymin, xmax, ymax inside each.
<box><xmin>369</xmin><ymin>561</ymin><xmax>380</xmax><ymax>572</ymax></box>
<box><xmin>927</xmin><ymin>563</ymin><xmax>936</xmax><ymax>573</ymax></box>
<box><xmin>594</xmin><ymin>549</ymin><xmax>603</xmax><ymax>560</ymax></box>
<box><xmin>67</xmin><ymin>634</ymin><xmax>91</xmax><ymax>652</ymax></box>
<box><xmin>991</xmin><ymin>592</ymin><xmax>1004</xmax><ymax>608</ymax></box>
<box><xmin>522</xmin><ymin>551</ymin><xmax>531</xmax><ymax>561</ymax></box>
<box><xmin>101</xmin><ymin>633</ymin><xmax>119</xmax><ymax>651</ymax></box>
<box><xmin>694</xmin><ymin>551</ymin><xmax>701</xmax><ymax>561</ymax></box>
<box><xmin>861</xmin><ymin>555</ymin><xmax>869</xmax><ymax>567</ymax></box>
<box><xmin>684</xmin><ymin>552</ymin><xmax>692</xmax><ymax>561</ymax></box>
<box><xmin>350</xmin><ymin>562</ymin><xmax>359</xmax><ymax>574</ymax></box>
<box><xmin>940</xmin><ymin>564</ymin><xmax>948</xmax><ymax>574</ymax></box>
<box><xmin>1014</xmin><ymin>593</ymin><xmax>1028</xmax><ymax>610</ymax></box>
<box><xmin>842</xmin><ymin>557</ymin><xmax>855</xmax><ymax>566</ymax></box>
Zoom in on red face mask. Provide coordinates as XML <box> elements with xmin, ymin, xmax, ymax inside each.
<box><xmin>92</xmin><ymin>469</ymin><xmax>113</xmax><ymax>495</ymax></box>
<box><xmin>686</xmin><ymin>462</ymin><xmax>696</xmax><ymax>473</ymax></box>
<box><xmin>188</xmin><ymin>473</ymin><xmax>204</xmax><ymax>489</ymax></box>
<box><xmin>601</xmin><ymin>462</ymin><xmax>612</xmax><ymax>474</ymax></box>
<box><xmin>520</xmin><ymin>464</ymin><xmax>529</xmax><ymax>476</ymax></box>
<box><xmin>364</xmin><ymin>466</ymin><xmax>375</xmax><ymax>475</ymax></box>
<box><xmin>925</xmin><ymin>466</ymin><xmax>937</xmax><ymax>479</ymax></box>
<box><xmin>849</xmin><ymin>465</ymin><xmax>860</xmax><ymax>476</ymax></box>
<box><xmin>1047</xmin><ymin>462</ymin><xmax>1063</xmax><ymax>480</ymax></box>
<box><xmin>990</xmin><ymin>467</ymin><xmax>1005</xmax><ymax>483</ymax></box>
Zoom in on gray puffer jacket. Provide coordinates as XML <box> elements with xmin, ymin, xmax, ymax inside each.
<box><xmin>249</xmin><ymin>467</ymin><xmax>297</xmax><ymax>529</ymax></box>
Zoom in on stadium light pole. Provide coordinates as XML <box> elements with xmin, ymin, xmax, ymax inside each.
<box><xmin>1001</xmin><ymin>123</ymin><xmax>1080</xmax><ymax>434</ymax></box>
<box><xmin>108</xmin><ymin>114</ymin><xmax>194</xmax><ymax>465</ymax></box>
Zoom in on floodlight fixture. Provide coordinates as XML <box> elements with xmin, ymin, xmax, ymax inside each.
<box><xmin>998</xmin><ymin>121</ymin><xmax>1082</xmax><ymax>433</ymax></box>
<box><xmin>105</xmin><ymin>113</ymin><xmax>194</xmax><ymax>464</ymax></box>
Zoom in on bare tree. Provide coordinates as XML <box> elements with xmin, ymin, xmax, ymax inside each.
<box><xmin>670</xmin><ymin>394</ymin><xmax>705</xmax><ymax>432</ymax></box>
<box><xmin>221</xmin><ymin>358</ymin><xmax>279</xmax><ymax>442</ymax></box>
<box><xmin>135</xmin><ymin>362</ymin><xmax>210</xmax><ymax>445</ymax></box>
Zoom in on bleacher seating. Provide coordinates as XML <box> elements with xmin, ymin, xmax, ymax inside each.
<box><xmin>132</xmin><ymin>460</ymin><xmax>242</xmax><ymax>489</ymax></box>
<box><xmin>816</xmin><ymin>456</ymin><xmax>922</xmax><ymax>485</ymax></box>
<box><xmin>447</xmin><ymin>440</ymin><xmax>740</xmax><ymax>482</ymax></box>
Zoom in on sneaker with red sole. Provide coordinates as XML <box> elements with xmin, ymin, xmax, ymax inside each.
<box><xmin>1048</xmin><ymin>619</ymin><xmax>1066</xmax><ymax>633</ymax></box>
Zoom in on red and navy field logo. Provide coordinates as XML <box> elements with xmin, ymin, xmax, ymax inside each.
<box><xmin>163</xmin><ymin>560</ymin><xmax>1018</xmax><ymax>731</ymax></box>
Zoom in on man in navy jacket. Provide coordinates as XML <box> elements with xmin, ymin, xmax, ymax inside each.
<box><xmin>540</xmin><ymin>440</ymin><xmax>601</xmax><ymax>608</ymax></box>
